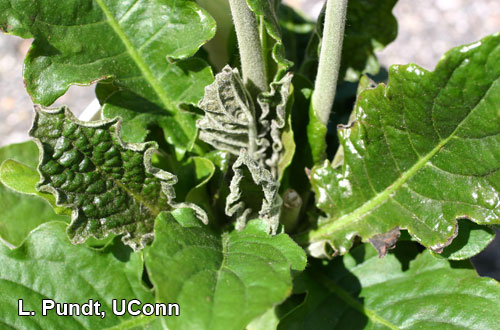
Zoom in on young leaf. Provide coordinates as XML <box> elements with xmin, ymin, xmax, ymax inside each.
<box><xmin>0</xmin><ymin>221</ymin><xmax>155</xmax><ymax>329</ymax></box>
<box><xmin>0</xmin><ymin>142</ymin><xmax>69</xmax><ymax>247</ymax></box>
<box><xmin>279</xmin><ymin>244</ymin><xmax>500</xmax><ymax>329</ymax></box>
<box><xmin>29</xmin><ymin>106</ymin><xmax>206</xmax><ymax>250</ymax></box>
<box><xmin>197</xmin><ymin>66</ymin><xmax>261</xmax><ymax>158</ymax></box>
<box><xmin>197</xmin><ymin>65</ymin><xmax>293</xmax><ymax>176</ymax></box>
<box><xmin>301</xmin><ymin>0</ymin><xmax>398</xmax><ymax>82</ymax></box>
<box><xmin>302</xmin><ymin>33</ymin><xmax>500</xmax><ymax>257</ymax></box>
<box><xmin>0</xmin><ymin>0</ymin><xmax>216</xmax><ymax>109</ymax></box>
<box><xmin>145</xmin><ymin>209</ymin><xmax>307</xmax><ymax>330</ymax></box>
<box><xmin>260</xmin><ymin>73</ymin><xmax>295</xmax><ymax>178</ymax></box>
<box><xmin>226</xmin><ymin>151</ymin><xmax>282</xmax><ymax>233</ymax></box>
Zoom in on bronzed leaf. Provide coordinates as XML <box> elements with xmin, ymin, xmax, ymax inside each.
<box><xmin>30</xmin><ymin>106</ymin><xmax>206</xmax><ymax>250</ymax></box>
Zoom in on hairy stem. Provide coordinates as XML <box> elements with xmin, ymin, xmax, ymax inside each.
<box><xmin>311</xmin><ymin>0</ymin><xmax>348</xmax><ymax>125</ymax></box>
<box><xmin>228</xmin><ymin>0</ymin><xmax>268</xmax><ymax>95</ymax></box>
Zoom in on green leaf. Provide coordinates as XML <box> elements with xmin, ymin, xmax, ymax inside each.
<box><xmin>95</xmin><ymin>64</ymin><xmax>212</xmax><ymax>157</ymax></box>
<box><xmin>196</xmin><ymin>0</ymin><xmax>233</xmax><ymax>70</ymax></box>
<box><xmin>0</xmin><ymin>141</ymin><xmax>38</xmax><ymax>168</ymax></box>
<box><xmin>152</xmin><ymin>152</ymin><xmax>216</xmax><ymax>204</ymax></box>
<box><xmin>302</xmin><ymin>33</ymin><xmax>500</xmax><ymax>257</ymax></box>
<box><xmin>226</xmin><ymin>151</ymin><xmax>282</xmax><ymax>233</ymax></box>
<box><xmin>282</xmin><ymin>74</ymin><xmax>316</xmax><ymax>194</ymax></box>
<box><xmin>301</xmin><ymin>0</ymin><xmax>398</xmax><ymax>82</ymax></box>
<box><xmin>0</xmin><ymin>142</ymin><xmax>70</xmax><ymax>247</ymax></box>
<box><xmin>0</xmin><ymin>221</ymin><xmax>155</xmax><ymax>329</ymax></box>
<box><xmin>0</xmin><ymin>159</ymin><xmax>70</xmax><ymax>215</ymax></box>
<box><xmin>145</xmin><ymin>209</ymin><xmax>307</xmax><ymax>330</ymax></box>
<box><xmin>279</xmin><ymin>243</ymin><xmax>500</xmax><ymax>329</ymax></box>
<box><xmin>0</xmin><ymin>0</ymin><xmax>216</xmax><ymax>110</ymax></box>
<box><xmin>29</xmin><ymin>106</ymin><xmax>206</xmax><ymax>251</ymax></box>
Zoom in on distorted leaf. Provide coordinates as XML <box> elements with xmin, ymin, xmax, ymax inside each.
<box><xmin>226</xmin><ymin>151</ymin><xmax>282</xmax><ymax>233</ymax></box>
<box><xmin>30</xmin><ymin>106</ymin><xmax>206</xmax><ymax>250</ymax></box>
<box><xmin>198</xmin><ymin>65</ymin><xmax>293</xmax><ymax>176</ymax></box>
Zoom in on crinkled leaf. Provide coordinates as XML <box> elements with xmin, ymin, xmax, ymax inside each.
<box><xmin>145</xmin><ymin>209</ymin><xmax>307</xmax><ymax>330</ymax></box>
<box><xmin>29</xmin><ymin>106</ymin><xmax>206</xmax><ymax>251</ymax></box>
<box><xmin>260</xmin><ymin>73</ymin><xmax>295</xmax><ymax>178</ymax></box>
<box><xmin>197</xmin><ymin>66</ymin><xmax>260</xmax><ymax>157</ymax></box>
<box><xmin>0</xmin><ymin>0</ymin><xmax>216</xmax><ymax>110</ymax></box>
<box><xmin>0</xmin><ymin>221</ymin><xmax>155</xmax><ymax>329</ymax></box>
<box><xmin>226</xmin><ymin>151</ymin><xmax>282</xmax><ymax>233</ymax></box>
<box><xmin>301</xmin><ymin>0</ymin><xmax>398</xmax><ymax>82</ymax></box>
<box><xmin>279</xmin><ymin>243</ymin><xmax>500</xmax><ymax>329</ymax></box>
<box><xmin>303</xmin><ymin>34</ymin><xmax>500</xmax><ymax>257</ymax></box>
<box><xmin>0</xmin><ymin>142</ymin><xmax>70</xmax><ymax>247</ymax></box>
<box><xmin>197</xmin><ymin>65</ymin><xmax>293</xmax><ymax>176</ymax></box>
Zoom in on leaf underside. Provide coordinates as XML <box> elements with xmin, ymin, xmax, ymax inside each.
<box><xmin>226</xmin><ymin>150</ymin><xmax>282</xmax><ymax>234</ymax></box>
<box><xmin>307</xmin><ymin>33</ymin><xmax>500</xmax><ymax>257</ymax></box>
<box><xmin>197</xmin><ymin>65</ymin><xmax>293</xmax><ymax>174</ymax></box>
<box><xmin>29</xmin><ymin>106</ymin><xmax>184</xmax><ymax>250</ymax></box>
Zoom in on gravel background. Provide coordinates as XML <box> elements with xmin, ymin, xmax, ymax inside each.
<box><xmin>1</xmin><ymin>0</ymin><xmax>500</xmax><ymax>277</ymax></box>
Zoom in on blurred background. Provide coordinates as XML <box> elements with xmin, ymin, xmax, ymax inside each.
<box><xmin>1</xmin><ymin>0</ymin><xmax>500</xmax><ymax>276</ymax></box>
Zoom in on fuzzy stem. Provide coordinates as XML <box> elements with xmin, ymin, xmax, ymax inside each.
<box><xmin>311</xmin><ymin>0</ymin><xmax>348</xmax><ymax>125</ymax></box>
<box><xmin>228</xmin><ymin>0</ymin><xmax>268</xmax><ymax>95</ymax></box>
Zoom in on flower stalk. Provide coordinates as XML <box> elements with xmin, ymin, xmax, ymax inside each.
<box><xmin>311</xmin><ymin>0</ymin><xmax>349</xmax><ymax>125</ymax></box>
<box><xmin>228</xmin><ymin>0</ymin><xmax>268</xmax><ymax>95</ymax></box>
